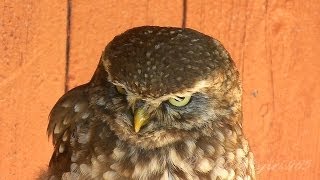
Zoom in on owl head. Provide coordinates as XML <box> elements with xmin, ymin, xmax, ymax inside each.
<box><xmin>92</xmin><ymin>26</ymin><xmax>242</xmax><ymax>149</ymax></box>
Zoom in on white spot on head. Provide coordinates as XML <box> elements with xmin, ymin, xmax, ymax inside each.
<box><xmin>221</xmin><ymin>50</ymin><xmax>228</xmax><ymax>59</ymax></box>
<box><xmin>138</xmin><ymin>69</ymin><xmax>142</xmax><ymax>74</ymax></box>
<box><xmin>155</xmin><ymin>44</ymin><xmax>161</xmax><ymax>49</ymax></box>
<box><xmin>187</xmin><ymin>50</ymin><xmax>194</xmax><ymax>54</ymax></box>
<box><xmin>61</xmin><ymin>101</ymin><xmax>72</xmax><ymax>108</ymax></box>
<box><xmin>96</xmin><ymin>97</ymin><xmax>106</xmax><ymax>106</ymax></box>
<box><xmin>73</xmin><ymin>103</ymin><xmax>84</xmax><ymax>112</ymax></box>
<box><xmin>146</xmin><ymin>51</ymin><xmax>151</xmax><ymax>58</ymax></box>
<box><xmin>212</xmin><ymin>39</ymin><xmax>220</xmax><ymax>46</ymax></box>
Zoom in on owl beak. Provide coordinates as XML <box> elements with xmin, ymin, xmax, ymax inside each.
<box><xmin>134</xmin><ymin>108</ymin><xmax>149</xmax><ymax>133</ymax></box>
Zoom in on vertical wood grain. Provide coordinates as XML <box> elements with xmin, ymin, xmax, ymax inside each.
<box><xmin>0</xmin><ymin>0</ymin><xmax>66</xmax><ymax>179</ymax></box>
<box><xmin>67</xmin><ymin>0</ymin><xmax>183</xmax><ymax>89</ymax></box>
<box><xmin>187</xmin><ymin>0</ymin><xmax>320</xmax><ymax>179</ymax></box>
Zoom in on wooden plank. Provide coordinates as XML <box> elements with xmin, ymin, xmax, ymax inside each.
<box><xmin>67</xmin><ymin>0</ymin><xmax>183</xmax><ymax>89</ymax></box>
<box><xmin>0</xmin><ymin>1</ymin><xmax>66</xmax><ymax>179</ymax></box>
<box><xmin>187</xmin><ymin>0</ymin><xmax>320</xmax><ymax>179</ymax></box>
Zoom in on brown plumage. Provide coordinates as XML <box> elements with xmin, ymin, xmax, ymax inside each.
<box><xmin>45</xmin><ymin>26</ymin><xmax>255</xmax><ymax>180</ymax></box>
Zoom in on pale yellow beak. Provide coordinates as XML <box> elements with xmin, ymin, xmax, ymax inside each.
<box><xmin>134</xmin><ymin>108</ymin><xmax>149</xmax><ymax>132</ymax></box>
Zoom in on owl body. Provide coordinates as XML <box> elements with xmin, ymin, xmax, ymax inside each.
<box><xmin>46</xmin><ymin>26</ymin><xmax>255</xmax><ymax>180</ymax></box>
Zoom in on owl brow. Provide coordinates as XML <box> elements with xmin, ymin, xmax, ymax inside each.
<box><xmin>142</xmin><ymin>83</ymin><xmax>210</xmax><ymax>103</ymax></box>
<box><xmin>111</xmin><ymin>80</ymin><xmax>210</xmax><ymax>103</ymax></box>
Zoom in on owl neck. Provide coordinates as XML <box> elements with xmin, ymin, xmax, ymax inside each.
<box><xmin>107</xmin><ymin>122</ymin><xmax>254</xmax><ymax>179</ymax></box>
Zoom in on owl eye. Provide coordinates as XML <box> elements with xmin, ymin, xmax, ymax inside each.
<box><xmin>168</xmin><ymin>96</ymin><xmax>191</xmax><ymax>107</ymax></box>
<box><xmin>116</xmin><ymin>85</ymin><xmax>126</xmax><ymax>95</ymax></box>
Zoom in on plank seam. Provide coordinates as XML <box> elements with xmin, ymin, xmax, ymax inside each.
<box><xmin>65</xmin><ymin>0</ymin><xmax>72</xmax><ymax>92</ymax></box>
<box><xmin>182</xmin><ymin>0</ymin><xmax>187</xmax><ymax>28</ymax></box>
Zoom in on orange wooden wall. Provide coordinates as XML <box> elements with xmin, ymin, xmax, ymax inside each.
<box><xmin>1</xmin><ymin>0</ymin><xmax>319</xmax><ymax>179</ymax></box>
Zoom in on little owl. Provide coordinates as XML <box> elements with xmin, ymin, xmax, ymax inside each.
<box><xmin>44</xmin><ymin>26</ymin><xmax>255</xmax><ymax>180</ymax></box>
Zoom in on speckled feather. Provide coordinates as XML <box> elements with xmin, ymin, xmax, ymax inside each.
<box><xmin>104</xmin><ymin>26</ymin><xmax>233</xmax><ymax>98</ymax></box>
<box><xmin>43</xmin><ymin>26</ymin><xmax>255</xmax><ymax>180</ymax></box>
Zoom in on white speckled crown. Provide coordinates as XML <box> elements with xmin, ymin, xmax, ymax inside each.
<box><xmin>103</xmin><ymin>26</ymin><xmax>234</xmax><ymax>98</ymax></box>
